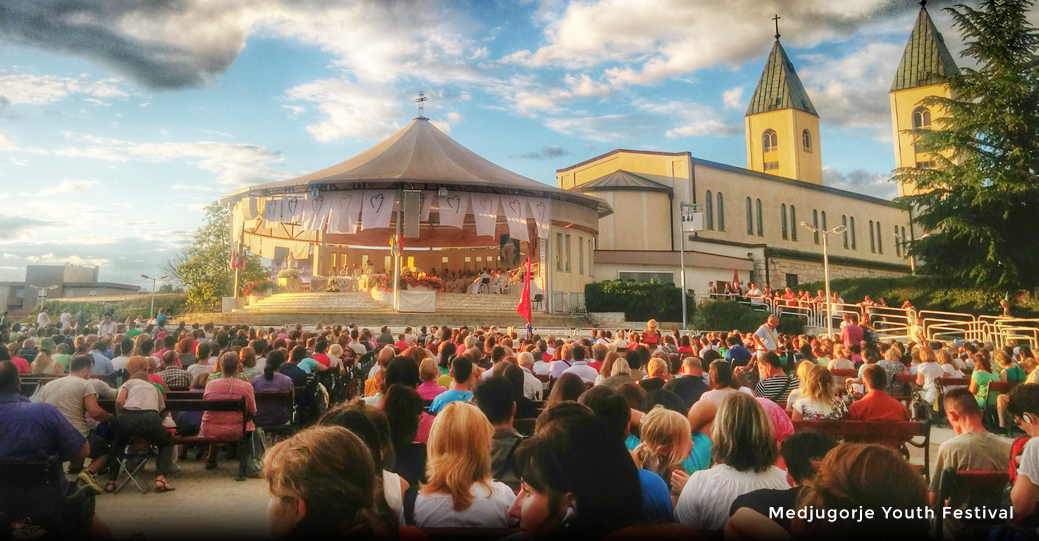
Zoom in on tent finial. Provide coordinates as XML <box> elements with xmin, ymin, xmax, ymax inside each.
<box><xmin>415</xmin><ymin>91</ymin><xmax>428</xmax><ymax>119</ymax></box>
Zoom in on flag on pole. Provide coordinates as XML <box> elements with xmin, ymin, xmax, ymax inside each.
<box><xmin>516</xmin><ymin>258</ymin><xmax>532</xmax><ymax>325</ymax></box>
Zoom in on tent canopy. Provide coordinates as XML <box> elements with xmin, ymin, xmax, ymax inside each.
<box><xmin>224</xmin><ymin>117</ymin><xmax>610</xmax><ymax>217</ymax></box>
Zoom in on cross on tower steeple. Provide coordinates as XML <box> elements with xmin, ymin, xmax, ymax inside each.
<box><xmin>773</xmin><ymin>14</ymin><xmax>782</xmax><ymax>40</ymax></box>
<box><xmin>415</xmin><ymin>91</ymin><xmax>428</xmax><ymax>119</ymax></box>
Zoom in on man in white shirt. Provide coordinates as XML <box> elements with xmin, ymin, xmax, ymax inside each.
<box><xmin>110</xmin><ymin>338</ymin><xmax>134</xmax><ymax>372</ymax></box>
<box><xmin>37</xmin><ymin>311</ymin><xmax>51</xmax><ymax>329</ymax></box>
<box><xmin>517</xmin><ymin>351</ymin><xmax>544</xmax><ymax>400</ymax></box>
<box><xmin>548</xmin><ymin>344</ymin><xmax>574</xmax><ymax>379</ymax></box>
<box><xmin>60</xmin><ymin>310</ymin><xmax>73</xmax><ymax>329</ymax></box>
<box><xmin>752</xmin><ymin>315</ymin><xmax>780</xmax><ymax>352</ymax></box>
<box><xmin>99</xmin><ymin>314</ymin><xmax>117</xmax><ymax>337</ymax></box>
<box><xmin>561</xmin><ymin>346</ymin><xmax>597</xmax><ymax>384</ymax></box>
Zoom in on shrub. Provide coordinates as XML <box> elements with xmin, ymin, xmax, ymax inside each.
<box><xmin>692</xmin><ymin>300</ymin><xmax>767</xmax><ymax>333</ymax></box>
<box><xmin>777</xmin><ymin>315</ymin><xmax>805</xmax><ymax>335</ymax></box>
<box><xmin>33</xmin><ymin>296</ymin><xmax>188</xmax><ymax>326</ymax></box>
<box><xmin>585</xmin><ymin>281</ymin><xmax>694</xmax><ymax>322</ymax></box>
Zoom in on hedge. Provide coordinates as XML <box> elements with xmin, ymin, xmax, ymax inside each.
<box><xmin>798</xmin><ymin>276</ymin><xmax>1039</xmax><ymax>318</ymax></box>
<box><xmin>21</xmin><ymin>296</ymin><xmax>189</xmax><ymax>326</ymax></box>
<box><xmin>692</xmin><ymin>300</ymin><xmax>768</xmax><ymax>333</ymax></box>
<box><xmin>585</xmin><ymin>281</ymin><xmax>694</xmax><ymax>322</ymax></box>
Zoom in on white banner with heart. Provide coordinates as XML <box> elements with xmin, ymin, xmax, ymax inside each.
<box><xmin>419</xmin><ymin>190</ymin><xmax>435</xmax><ymax>222</ymax></box>
<box><xmin>261</xmin><ymin>197</ymin><xmax>283</xmax><ymax>224</ymax></box>
<box><xmin>282</xmin><ymin>195</ymin><xmax>305</xmax><ymax>224</ymax></box>
<box><xmin>361</xmin><ymin>190</ymin><xmax>396</xmax><ymax>230</ymax></box>
<box><xmin>326</xmin><ymin>192</ymin><xmax>362</xmax><ymax>234</ymax></box>
<box><xmin>472</xmin><ymin>194</ymin><xmax>501</xmax><ymax>238</ymax></box>
<box><xmin>437</xmin><ymin>191</ymin><xmax>469</xmax><ymax>229</ymax></box>
<box><xmin>501</xmin><ymin>195</ymin><xmax>529</xmax><ymax>243</ymax></box>
<box><xmin>527</xmin><ymin>197</ymin><xmax>552</xmax><ymax>240</ymax></box>
<box><xmin>300</xmin><ymin>194</ymin><xmax>332</xmax><ymax>231</ymax></box>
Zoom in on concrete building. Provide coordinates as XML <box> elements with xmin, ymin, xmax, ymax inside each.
<box><xmin>556</xmin><ymin>5</ymin><xmax>954</xmax><ymax>296</ymax></box>
<box><xmin>0</xmin><ymin>265</ymin><xmax>141</xmax><ymax>314</ymax></box>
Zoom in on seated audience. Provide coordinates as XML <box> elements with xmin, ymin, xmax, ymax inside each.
<box><xmin>791</xmin><ymin>366</ymin><xmax>847</xmax><ymax>421</ymax></box>
<box><xmin>429</xmin><ymin>356</ymin><xmax>475</xmax><ymax>415</ymax></box>
<box><xmin>473</xmin><ymin>376</ymin><xmax>523</xmax><ymax>491</ymax></box>
<box><xmin>847</xmin><ymin>364</ymin><xmax>909</xmax><ymax>421</ymax></box>
<box><xmin>106</xmin><ymin>364</ymin><xmax>174</xmax><ymax>493</ymax></box>
<box><xmin>663</xmin><ymin>357</ymin><xmax>709</xmax><ymax>411</ymax></box>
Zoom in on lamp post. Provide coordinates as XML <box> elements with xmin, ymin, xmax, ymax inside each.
<box><xmin>141</xmin><ymin>274</ymin><xmax>168</xmax><ymax>320</ymax></box>
<box><xmin>800</xmin><ymin>222</ymin><xmax>847</xmax><ymax>338</ymax></box>
<box><xmin>36</xmin><ymin>284</ymin><xmax>58</xmax><ymax>312</ymax></box>
<box><xmin>679</xmin><ymin>202</ymin><xmax>703</xmax><ymax>331</ymax></box>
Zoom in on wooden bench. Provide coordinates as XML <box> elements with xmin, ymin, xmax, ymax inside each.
<box><xmin>792</xmin><ymin>420</ymin><xmax>931</xmax><ymax>481</ymax></box>
<box><xmin>99</xmin><ymin>398</ymin><xmax>251</xmax><ymax>480</ymax></box>
<box><xmin>933</xmin><ymin>468</ymin><xmax>1009</xmax><ymax>536</ymax></box>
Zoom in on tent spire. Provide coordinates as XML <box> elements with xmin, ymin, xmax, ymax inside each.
<box><xmin>414</xmin><ymin>91</ymin><xmax>428</xmax><ymax>120</ymax></box>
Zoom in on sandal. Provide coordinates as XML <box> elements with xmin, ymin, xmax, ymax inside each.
<box><xmin>154</xmin><ymin>479</ymin><xmax>175</xmax><ymax>493</ymax></box>
<box><xmin>105</xmin><ymin>481</ymin><xmax>116</xmax><ymax>493</ymax></box>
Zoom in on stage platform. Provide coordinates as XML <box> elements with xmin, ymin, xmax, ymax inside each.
<box><xmin>173</xmin><ymin>292</ymin><xmax>588</xmax><ymax>328</ymax></box>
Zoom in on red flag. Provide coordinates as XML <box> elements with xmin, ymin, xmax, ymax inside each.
<box><xmin>237</xmin><ymin>248</ymin><xmax>247</xmax><ymax>270</ymax></box>
<box><xmin>229</xmin><ymin>250</ymin><xmax>237</xmax><ymax>271</ymax></box>
<box><xmin>516</xmin><ymin>258</ymin><xmax>532</xmax><ymax>324</ymax></box>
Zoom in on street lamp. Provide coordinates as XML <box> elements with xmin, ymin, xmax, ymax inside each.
<box><xmin>35</xmin><ymin>284</ymin><xmax>58</xmax><ymax>312</ymax></box>
<box><xmin>141</xmin><ymin>274</ymin><xmax>168</xmax><ymax>320</ymax></box>
<box><xmin>800</xmin><ymin>222</ymin><xmax>847</xmax><ymax>339</ymax></box>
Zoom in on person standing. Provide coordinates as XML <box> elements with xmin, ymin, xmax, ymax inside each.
<box><xmin>840</xmin><ymin>314</ymin><xmax>864</xmax><ymax>349</ymax></box>
<box><xmin>751</xmin><ymin>316</ymin><xmax>781</xmax><ymax>353</ymax></box>
<box><xmin>59</xmin><ymin>309</ymin><xmax>73</xmax><ymax>330</ymax></box>
<box><xmin>37</xmin><ymin>310</ymin><xmax>52</xmax><ymax>329</ymax></box>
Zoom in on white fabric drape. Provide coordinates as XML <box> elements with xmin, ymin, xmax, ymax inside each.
<box><xmin>501</xmin><ymin>195</ymin><xmax>529</xmax><ymax>243</ymax></box>
<box><xmin>437</xmin><ymin>191</ymin><xmax>469</xmax><ymax>229</ymax></box>
<box><xmin>300</xmin><ymin>195</ymin><xmax>332</xmax><ymax>231</ymax></box>
<box><xmin>283</xmin><ymin>195</ymin><xmax>305</xmax><ymax>225</ymax></box>
<box><xmin>262</xmin><ymin>197</ymin><xmax>283</xmax><ymax>224</ymax></box>
<box><xmin>472</xmin><ymin>194</ymin><xmax>500</xmax><ymax>238</ymax></box>
<box><xmin>231</xmin><ymin>202</ymin><xmax>246</xmax><ymax>244</ymax></box>
<box><xmin>326</xmin><ymin>192</ymin><xmax>363</xmax><ymax>234</ymax></box>
<box><xmin>528</xmin><ymin>197</ymin><xmax>552</xmax><ymax>240</ymax></box>
<box><xmin>361</xmin><ymin>190</ymin><xmax>396</xmax><ymax>230</ymax></box>
<box><xmin>290</xmin><ymin>241</ymin><xmax>311</xmax><ymax>260</ymax></box>
<box><xmin>420</xmin><ymin>191</ymin><xmax>435</xmax><ymax>222</ymax></box>
<box><xmin>243</xmin><ymin>197</ymin><xmax>259</xmax><ymax>220</ymax></box>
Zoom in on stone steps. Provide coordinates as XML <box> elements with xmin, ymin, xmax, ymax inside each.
<box><xmin>237</xmin><ymin>292</ymin><xmax>525</xmax><ymax>314</ymax></box>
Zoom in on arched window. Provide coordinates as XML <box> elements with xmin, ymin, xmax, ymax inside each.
<box><xmin>842</xmin><ymin>215</ymin><xmax>848</xmax><ymax>248</ymax></box>
<box><xmin>821</xmin><ymin>211</ymin><xmax>827</xmax><ymax>234</ymax></box>
<box><xmin>869</xmin><ymin>220</ymin><xmax>876</xmax><ymax>253</ymax></box>
<box><xmin>803</xmin><ymin>130</ymin><xmax>812</xmax><ymax>153</ymax></box>
<box><xmin>812</xmin><ymin>210</ymin><xmax>820</xmax><ymax>245</ymax></box>
<box><xmin>850</xmin><ymin>217</ymin><xmax>857</xmax><ymax>250</ymax></box>
<box><xmin>790</xmin><ymin>206</ymin><xmax>797</xmax><ymax>241</ymax></box>
<box><xmin>717</xmin><ymin>192</ymin><xmax>725</xmax><ymax>231</ymax></box>
<box><xmin>763</xmin><ymin>130</ymin><xmax>778</xmax><ymax>152</ymax></box>
<box><xmin>876</xmin><ymin>221</ymin><xmax>883</xmax><ymax>254</ymax></box>
<box><xmin>894</xmin><ymin>224</ymin><xmax>901</xmax><ymax>257</ymax></box>
<box><xmin>705</xmin><ymin>191</ymin><xmax>713</xmax><ymax>230</ymax></box>
<box><xmin>912</xmin><ymin>107</ymin><xmax>932</xmax><ymax>130</ymax></box>
<box><xmin>746</xmin><ymin>197</ymin><xmax>754</xmax><ymax>235</ymax></box>
<box><xmin>756</xmin><ymin>199</ymin><xmax>764</xmax><ymax>236</ymax></box>
<box><xmin>781</xmin><ymin>204</ymin><xmax>788</xmax><ymax>240</ymax></box>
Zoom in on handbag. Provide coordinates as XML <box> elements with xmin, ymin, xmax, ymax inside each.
<box><xmin>247</xmin><ymin>428</ymin><xmax>267</xmax><ymax>477</ymax></box>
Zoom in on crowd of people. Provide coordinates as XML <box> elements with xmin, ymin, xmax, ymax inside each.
<box><xmin>2</xmin><ymin>309</ymin><xmax>1039</xmax><ymax>540</ymax></box>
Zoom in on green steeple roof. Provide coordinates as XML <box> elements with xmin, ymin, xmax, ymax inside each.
<box><xmin>890</xmin><ymin>7</ymin><xmax>959</xmax><ymax>92</ymax></box>
<box><xmin>746</xmin><ymin>40</ymin><xmax>818</xmax><ymax>117</ymax></box>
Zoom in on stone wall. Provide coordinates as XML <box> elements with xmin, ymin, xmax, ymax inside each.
<box><xmin>766</xmin><ymin>257</ymin><xmax>907</xmax><ymax>290</ymax></box>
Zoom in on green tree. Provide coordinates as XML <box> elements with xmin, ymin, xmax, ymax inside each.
<box><xmin>177</xmin><ymin>202</ymin><xmax>269</xmax><ymax>311</ymax></box>
<box><xmin>899</xmin><ymin>0</ymin><xmax>1039</xmax><ymax>292</ymax></box>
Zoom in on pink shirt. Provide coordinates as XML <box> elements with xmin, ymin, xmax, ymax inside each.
<box><xmin>417</xmin><ymin>381</ymin><xmax>447</xmax><ymax>401</ymax></box>
<box><xmin>755</xmin><ymin>397</ymin><xmax>794</xmax><ymax>443</ymax></box>
<box><xmin>200</xmin><ymin>377</ymin><xmax>257</xmax><ymax>439</ymax></box>
<box><xmin>416</xmin><ymin>412</ymin><xmax>434</xmax><ymax>444</ymax></box>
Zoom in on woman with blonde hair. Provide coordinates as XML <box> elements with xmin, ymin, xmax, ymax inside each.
<box><xmin>413</xmin><ymin>402</ymin><xmax>515</xmax><ymax>527</ymax></box>
<box><xmin>262</xmin><ymin>426</ymin><xmax>395</xmax><ymax>539</ymax></box>
<box><xmin>635</xmin><ymin>406</ymin><xmax>692</xmax><ymax>504</ymax></box>
<box><xmin>417</xmin><ymin>357</ymin><xmax>447</xmax><ymax>401</ymax></box>
<box><xmin>936</xmin><ymin>347</ymin><xmax>964</xmax><ymax>378</ymax></box>
<box><xmin>594</xmin><ymin>351</ymin><xmax>621</xmax><ymax>386</ymax></box>
<box><xmin>674</xmin><ymin>392</ymin><xmax>787</xmax><ymax>530</ymax></box>
<box><xmin>783</xmin><ymin>360</ymin><xmax>817</xmax><ymax>409</ymax></box>
<box><xmin>30</xmin><ymin>338</ymin><xmax>63</xmax><ymax>375</ymax></box>
<box><xmin>791</xmin><ymin>366</ymin><xmax>847</xmax><ymax>421</ymax></box>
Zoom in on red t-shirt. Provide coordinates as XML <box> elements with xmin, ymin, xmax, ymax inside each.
<box><xmin>642</xmin><ymin>331</ymin><xmax>660</xmax><ymax>346</ymax></box>
<box><xmin>847</xmin><ymin>390</ymin><xmax>908</xmax><ymax>421</ymax></box>
<box><xmin>312</xmin><ymin>353</ymin><xmax>330</xmax><ymax>367</ymax></box>
<box><xmin>588</xmin><ymin>361</ymin><xmax>603</xmax><ymax>373</ymax></box>
<box><xmin>12</xmin><ymin>357</ymin><xmax>30</xmax><ymax>374</ymax></box>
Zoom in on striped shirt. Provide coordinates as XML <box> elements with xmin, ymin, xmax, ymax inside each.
<box><xmin>754</xmin><ymin>375</ymin><xmax>799</xmax><ymax>406</ymax></box>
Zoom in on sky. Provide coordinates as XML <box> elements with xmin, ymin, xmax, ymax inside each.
<box><xmin>0</xmin><ymin>0</ymin><xmax>991</xmax><ymax>289</ymax></box>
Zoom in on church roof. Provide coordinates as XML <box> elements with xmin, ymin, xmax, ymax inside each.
<box><xmin>891</xmin><ymin>7</ymin><xmax>959</xmax><ymax>92</ymax></box>
<box><xmin>746</xmin><ymin>40</ymin><xmax>818</xmax><ymax>117</ymax></box>
<box><xmin>571</xmin><ymin>170</ymin><xmax>673</xmax><ymax>195</ymax></box>
<box><xmin>226</xmin><ymin>117</ymin><xmax>610</xmax><ymax>216</ymax></box>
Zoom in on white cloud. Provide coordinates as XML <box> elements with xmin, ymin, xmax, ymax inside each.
<box><xmin>723</xmin><ymin>87</ymin><xmax>744</xmax><ymax>110</ymax></box>
<box><xmin>0</xmin><ymin>72</ymin><xmax>127</xmax><ymax>105</ymax></box>
<box><xmin>638</xmin><ymin>100</ymin><xmax>742</xmax><ymax>138</ymax></box>
<box><xmin>172</xmin><ymin>184</ymin><xmax>214</xmax><ymax>191</ymax></box>
<box><xmin>822</xmin><ymin>166</ymin><xmax>896</xmax><ymax>199</ymax></box>
<box><xmin>447</xmin><ymin>111</ymin><xmax>464</xmax><ymax>123</ymax></box>
<box><xmin>565</xmin><ymin>73</ymin><xmax>610</xmax><ymax>98</ymax></box>
<box><xmin>545</xmin><ymin>113</ymin><xmax>661</xmax><ymax>142</ymax></box>
<box><xmin>429</xmin><ymin>119</ymin><xmax>451</xmax><ymax>133</ymax></box>
<box><xmin>285</xmin><ymin>79</ymin><xmax>403</xmax><ymax>141</ymax></box>
<box><xmin>38</xmin><ymin>180</ymin><xmax>99</xmax><ymax>196</ymax></box>
<box><xmin>51</xmin><ymin>134</ymin><xmax>289</xmax><ymax>187</ymax></box>
<box><xmin>2</xmin><ymin>253</ymin><xmax>19</xmax><ymax>259</ymax></box>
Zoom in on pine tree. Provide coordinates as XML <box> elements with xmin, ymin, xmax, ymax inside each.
<box><xmin>899</xmin><ymin>0</ymin><xmax>1039</xmax><ymax>292</ymax></box>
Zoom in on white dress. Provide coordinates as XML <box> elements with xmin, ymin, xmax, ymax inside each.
<box><xmin>383</xmin><ymin>470</ymin><xmax>406</xmax><ymax>526</ymax></box>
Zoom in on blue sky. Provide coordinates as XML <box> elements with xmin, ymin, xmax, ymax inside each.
<box><xmin>0</xmin><ymin>0</ymin><xmax>981</xmax><ymax>288</ymax></box>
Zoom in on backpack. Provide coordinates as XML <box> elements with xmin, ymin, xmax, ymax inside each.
<box><xmin>293</xmin><ymin>375</ymin><xmax>323</xmax><ymax>429</ymax></box>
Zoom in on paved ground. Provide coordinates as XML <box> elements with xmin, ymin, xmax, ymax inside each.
<box><xmin>86</xmin><ymin>424</ymin><xmax>1006</xmax><ymax>540</ymax></box>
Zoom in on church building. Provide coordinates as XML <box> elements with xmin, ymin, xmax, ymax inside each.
<box><xmin>557</xmin><ymin>4</ymin><xmax>955</xmax><ymax>298</ymax></box>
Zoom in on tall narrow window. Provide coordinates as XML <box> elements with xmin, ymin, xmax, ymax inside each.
<box><xmin>781</xmin><ymin>204</ymin><xmax>788</xmax><ymax>240</ymax></box>
<box><xmin>821</xmin><ymin>211</ymin><xmax>827</xmax><ymax>236</ymax></box>
<box><xmin>716</xmin><ymin>192</ymin><xmax>725</xmax><ymax>231</ymax></box>
<box><xmin>578</xmin><ymin>237</ymin><xmax>584</xmax><ymax>275</ymax></box>
<box><xmin>912</xmin><ymin>107</ymin><xmax>932</xmax><ymax>129</ymax></box>
<box><xmin>565</xmin><ymin>234</ymin><xmax>572</xmax><ymax>272</ymax></box>
<box><xmin>869</xmin><ymin>220</ymin><xmax>876</xmax><ymax>253</ymax></box>
<box><xmin>705</xmin><ymin>191</ymin><xmax>714</xmax><ymax>230</ymax></box>
<box><xmin>756</xmin><ymin>199</ymin><xmax>763</xmax><ymax>236</ymax></box>
<box><xmin>842</xmin><ymin>215</ymin><xmax>848</xmax><ymax>248</ymax></box>
<box><xmin>746</xmin><ymin>197</ymin><xmax>754</xmax><ymax>235</ymax></box>
<box><xmin>802</xmin><ymin>130</ymin><xmax>812</xmax><ymax>153</ymax></box>
<box><xmin>589</xmin><ymin>239</ymin><xmax>595</xmax><ymax>270</ymax></box>
<box><xmin>556</xmin><ymin>233</ymin><xmax>563</xmax><ymax>270</ymax></box>
<box><xmin>894</xmin><ymin>225</ymin><xmax>901</xmax><ymax>258</ymax></box>
<box><xmin>812</xmin><ymin>210</ymin><xmax>820</xmax><ymax>245</ymax></box>
<box><xmin>876</xmin><ymin>222</ymin><xmax>883</xmax><ymax>254</ymax></box>
<box><xmin>850</xmin><ymin>217</ymin><xmax>857</xmax><ymax>250</ymax></box>
<box><xmin>790</xmin><ymin>206</ymin><xmax>798</xmax><ymax>241</ymax></box>
<box><xmin>763</xmin><ymin>130</ymin><xmax>778</xmax><ymax>152</ymax></box>
<box><xmin>901</xmin><ymin>227</ymin><xmax>908</xmax><ymax>259</ymax></box>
